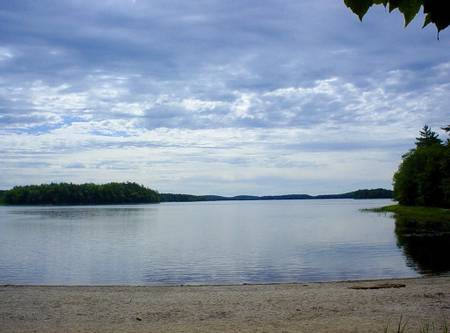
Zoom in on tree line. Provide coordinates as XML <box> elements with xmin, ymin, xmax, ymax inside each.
<box><xmin>2</xmin><ymin>182</ymin><xmax>160</xmax><ymax>205</ymax></box>
<box><xmin>0</xmin><ymin>186</ymin><xmax>393</xmax><ymax>205</ymax></box>
<box><xmin>393</xmin><ymin>125</ymin><xmax>450</xmax><ymax>208</ymax></box>
<box><xmin>160</xmin><ymin>189</ymin><xmax>393</xmax><ymax>202</ymax></box>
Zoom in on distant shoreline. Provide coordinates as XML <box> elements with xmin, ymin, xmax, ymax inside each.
<box><xmin>0</xmin><ymin>185</ymin><xmax>393</xmax><ymax>205</ymax></box>
<box><xmin>160</xmin><ymin>188</ymin><xmax>393</xmax><ymax>202</ymax></box>
<box><xmin>0</xmin><ymin>197</ymin><xmax>393</xmax><ymax>206</ymax></box>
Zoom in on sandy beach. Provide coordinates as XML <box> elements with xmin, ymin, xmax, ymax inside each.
<box><xmin>1</xmin><ymin>277</ymin><xmax>449</xmax><ymax>333</ymax></box>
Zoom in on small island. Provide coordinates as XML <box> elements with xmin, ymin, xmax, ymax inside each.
<box><xmin>1</xmin><ymin>182</ymin><xmax>161</xmax><ymax>205</ymax></box>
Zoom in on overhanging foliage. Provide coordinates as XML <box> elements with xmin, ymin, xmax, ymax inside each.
<box><xmin>344</xmin><ymin>0</ymin><xmax>450</xmax><ymax>34</ymax></box>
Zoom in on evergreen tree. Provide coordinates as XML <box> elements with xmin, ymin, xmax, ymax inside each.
<box><xmin>393</xmin><ymin>125</ymin><xmax>449</xmax><ymax>208</ymax></box>
<box><xmin>415</xmin><ymin>125</ymin><xmax>442</xmax><ymax>148</ymax></box>
<box><xmin>443</xmin><ymin>125</ymin><xmax>450</xmax><ymax>145</ymax></box>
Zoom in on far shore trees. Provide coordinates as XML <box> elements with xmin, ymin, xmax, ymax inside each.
<box><xmin>3</xmin><ymin>182</ymin><xmax>160</xmax><ymax>205</ymax></box>
<box><xmin>393</xmin><ymin>125</ymin><xmax>450</xmax><ymax>208</ymax></box>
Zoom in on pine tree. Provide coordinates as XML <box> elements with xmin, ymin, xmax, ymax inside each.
<box><xmin>415</xmin><ymin>125</ymin><xmax>442</xmax><ymax>148</ymax></box>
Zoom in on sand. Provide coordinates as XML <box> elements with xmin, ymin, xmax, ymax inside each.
<box><xmin>1</xmin><ymin>277</ymin><xmax>449</xmax><ymax>333</ymax></box>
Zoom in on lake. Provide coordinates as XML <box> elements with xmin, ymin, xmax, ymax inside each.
<box><xmin>0</xmin><ymin>199</ymin><xmax>448</xmax><ymax>285</ymax></box>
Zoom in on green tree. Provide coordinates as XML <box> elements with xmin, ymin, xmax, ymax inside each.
<box><xmin>415</xmin><ymin>124</ymin><xmax>442</xmax><ymax>147</ymax></box>
<box><xmin>393</xmin><ymin>125</ymin><xmax>449</xmax><ymax>208</ymax></box>
<box><xmin>443</xmin><ymin>125</ymin><xmax>450</xmax><ymax>145</ymax></box>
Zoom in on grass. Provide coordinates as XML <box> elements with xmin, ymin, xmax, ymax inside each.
<box><xmin>363</xmin><ymin>204</ymin><xmax>450</xmax><ymax>223</ymax></box>
<box><xmin>384</xmin><ymin>315</ymin><xmax>408</xmax><ymax>333</ymax></box>
<box><xmin>383</xmin><ymin>318</ymin><xmax>448</xmax><ymax>333</ymax></box>
<box><xmin>419</xmin><ymin>322</ymin><xmax>448</xmax><ymax>333</ymax></box>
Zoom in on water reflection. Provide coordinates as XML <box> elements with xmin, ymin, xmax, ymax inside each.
<box><xmin>0</xmin><ymin>200</ymin><xmax>433</xmax><ymax>285</ymax></box>
<box><xmin>9</xmin><ymin>206</ymin><xmax>148</xmax><ymax>220</ymax></box>
<box><xmin>394</xmin><ymin>215</ymin><xmax>450</xmax><ymax>274</ymax></box>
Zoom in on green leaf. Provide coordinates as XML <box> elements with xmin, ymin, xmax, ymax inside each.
<box><xmin>434</xmin><ymin>15</ymin><xmax>450</xmax><ymax>33</ymax></box>
<box><xmin>422</xmin><ymin>13</ymin><xmax>432</xmax><ymax>28</ymax></box>
<box><xmin>388</xmin><ymin>0</ymin><xmax>401</xmax><ymax>12</ymax></box>
<box><xmin>344</xmin><ymin>0</ymin><xmax>374</xmax><ymax>20</ymax></box>
<box><xmin>398</xmin><ymin>0</ymin><xmax>422</xmax><ymax>26</ymax></box>
<box><xmin>423</xmin><ymin>0</ymin><xmax>450</xmax><ymax>32</ymax></box>
<box><xmin>344</xmin><ymin>0</ymin><xmax>449</xmax><ymax>35</ymax></box>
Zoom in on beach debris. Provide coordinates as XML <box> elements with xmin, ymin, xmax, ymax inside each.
<box><xmin>349</xmin><ymin>283</ymin><xmax>406</xmax><ymax>290</ymax></box>
<box><xmin>136</xmin><ymin>317</ymin><xmax>142</xmax><ymax>321</ymax></box>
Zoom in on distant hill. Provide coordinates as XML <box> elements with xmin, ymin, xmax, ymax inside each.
<box><xmin>160</xmin><ymin>188</ymin><xmax>393</xmax><ymax>202</ymax></box>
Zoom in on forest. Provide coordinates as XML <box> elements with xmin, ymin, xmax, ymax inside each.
<box><xmin>2</xmin><ymin>182</ymin><xmax>160</xmax><ymax>205</ymax></box>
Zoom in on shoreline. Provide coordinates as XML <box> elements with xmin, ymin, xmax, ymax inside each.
<box><xmin>2</xmin><ymin>276</ymin><xmax>449</xmax><ymax>333</ymax></box>
<box><xmin>0</xmin><ymin>274</ymin><xmax>428</xmax><ymax>288</ymax></box>
<box><xmin>0</xmin><ymin>196</ymin><xmax>393</xmax><ymax>206</ymax></box>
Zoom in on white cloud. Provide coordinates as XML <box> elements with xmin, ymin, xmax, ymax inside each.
<box><xmin>1</xmin><ymin>66</ymin><xmax>448</xmax><ymax>193</ymax></box>
<box><xmin>0</xmin><ymin>47</ymin><xmax>14</xmax><ymax>62</ymax></box>
<box><xmin>180</xmin><ymin>98</ymin><xmax>225</xmax><ymax>112</ymax></box>
<box><xmin>30</xmin><ymin>82</ymin><xmax>88</xmax><ymax>112</ymax></box>
<box><xmin>231</xmin><ymin>92</ymin><xmax>256</xmax><ymax>119</ymax></box>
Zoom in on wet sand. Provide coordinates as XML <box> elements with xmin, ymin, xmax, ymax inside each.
<box><xmin>1</xmin><ymin>277</ymin><xmax>449</xmax><ymax>333</ymax></box>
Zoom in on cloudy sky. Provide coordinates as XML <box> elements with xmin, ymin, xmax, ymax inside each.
<box><xmin>0</xmin><ymin>1</ymin><xmax>449</xmax><ymax>195</ymax></box>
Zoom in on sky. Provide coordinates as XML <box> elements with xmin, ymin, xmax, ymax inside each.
<box><xmin>0</xmin><ymin>0</ymin><xmax>449</xmax><ymax>195</ymax></box>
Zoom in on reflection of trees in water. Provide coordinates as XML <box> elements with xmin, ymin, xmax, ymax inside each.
<box><xmin>11</xmin><ymin>207</ymin><xmax>150</xmax><ymax>220</ymax></box>
<box><xmin>394</xmin><ymin>216</ymin><xmax>450</xmax><ymax>274</ymax></box>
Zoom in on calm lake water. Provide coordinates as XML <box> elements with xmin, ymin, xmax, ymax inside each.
<box><xmin>0</xmin><ymin>199</ymin><xmax>448</xmax><ymax>285</ymax></box>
